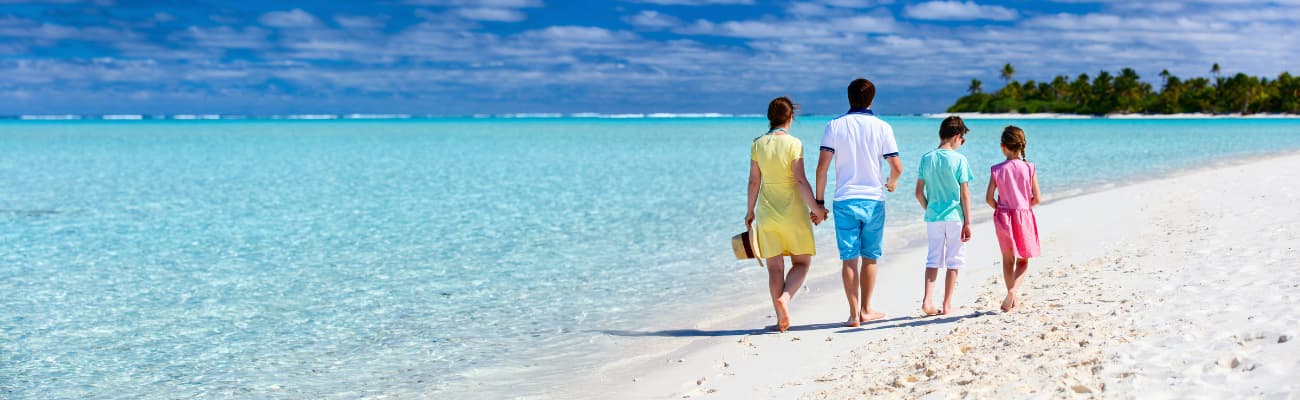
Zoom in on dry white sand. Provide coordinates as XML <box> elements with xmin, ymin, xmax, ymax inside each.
<box><xmin>570</xmin><ymin>152</ymin><xmax>1300</xmax><ymax>400</ymax></box>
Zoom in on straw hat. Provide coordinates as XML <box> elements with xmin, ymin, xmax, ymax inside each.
<box><xmin>731</xmin><ymin>230</ymin><xmax>758</xmax><ymax>260</ymax></box>
<box><xmin>731</xmin><ymin>230</ymin><xmax>765</xmax><ymax>267</ymax></box>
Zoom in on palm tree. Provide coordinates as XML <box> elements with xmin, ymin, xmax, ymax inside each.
<box><xmin>1211</xmin><ymin>63</ymin><xmax>1221</xmax><ymax>77</ymax></box>
<box><xmin>1159</xmin><ymin>69</ymin><xmax>1171</xmax><ymax>90</ymax></box>
<box><xmin>1000</xmin><ymin>63</ymin><xmax>1015</xmax><ymax>83</ymax></box>
<box><xmin>968</xmin><ymin>79</ymin><xmax>983</xmax><ymax>95</ymax></box>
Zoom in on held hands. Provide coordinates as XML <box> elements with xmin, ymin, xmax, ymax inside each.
<box><xmin>810</xmin><ymin>205</ymin><xmax>829</xmax><ymax>225</ymax></box>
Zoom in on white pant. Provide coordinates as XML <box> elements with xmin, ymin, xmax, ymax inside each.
<box><xmin>926</xmin><ymin>220</ymin><xmax>966</xmax><ymax>269</ymax></box>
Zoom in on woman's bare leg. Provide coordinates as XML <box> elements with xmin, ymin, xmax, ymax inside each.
<box><xmin>766</xmin><ymin>256</ymin><xmax>789</xmax><ymax>331</ymax></box>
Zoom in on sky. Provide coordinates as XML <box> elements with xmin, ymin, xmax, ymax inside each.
<box><xmin>2</xmin><ymin>0</ymin><xmax>1299</xmax><ymax>115</ymax></box>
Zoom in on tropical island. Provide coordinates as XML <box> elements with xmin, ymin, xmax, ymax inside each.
<box><xmin>947</xmin><ymin>64</ymin><xmax>1300</xmax><ymax>115</ymax></box>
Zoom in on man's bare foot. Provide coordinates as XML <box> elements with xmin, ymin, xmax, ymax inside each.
<box><xmin>775</xmin><ymin>297</ymin><xmax>791</xmax><ymax>332</ymax></box>
<box><xmin>922</xmin><ymin>302</ymin><xmax>939</xmax><ymax>316</ymax></box>
<box><xmin>860</xmin><ymin>310</ymin><xmax>886</xmax><ymax>323</ymax></box>
<box><xmin>844</xmin><ymin>314</ymin><xmax>861</xmax><ymax>327</ymax></box>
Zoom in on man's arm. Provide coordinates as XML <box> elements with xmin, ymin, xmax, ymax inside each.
<box><xmin>815</xmin><ymin>148</ymin><xmax>833</xmax><ymax>202</ymax></box>
<box><xmin>884</xmin><ymin>156</ymin><xmax>902</xmax><ymax>192</ymax></box>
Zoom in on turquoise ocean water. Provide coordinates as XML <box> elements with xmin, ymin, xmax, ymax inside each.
<box><xmin>3</xmin><ymin>117</ymin><xmax>1300</xmax><ymax>398</ymax></box>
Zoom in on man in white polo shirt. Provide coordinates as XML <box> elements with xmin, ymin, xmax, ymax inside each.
<box><xmin>813</xmin><ymin>78</ymin><xmax>902</xmax><ymax>327</ymax></box>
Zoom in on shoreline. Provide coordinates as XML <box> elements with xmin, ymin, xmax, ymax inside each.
<box><xmin>570</xmin><ymin>149</ymin><xmax>1300</xmax><ymax>399</ymax></box>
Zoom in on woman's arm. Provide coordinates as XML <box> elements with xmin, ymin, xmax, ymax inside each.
<box><xmin>1029</xmin><ymin>172</ymin><xmax>1041</xmax><ymax>207</ymax></box>
<box><xmin>984</xmin><ymin>179</ymin><xmax>998</xmax><ymax>209</ymax></box>
<box><xmin>746</xmin><ymin>160</ymin><xmax>761</xmax><ymax>228</ymax></box>
<box><xmin>790</xmin><ymin>158</ymin><xmax>825</xmax><ymax>223</ymax></box>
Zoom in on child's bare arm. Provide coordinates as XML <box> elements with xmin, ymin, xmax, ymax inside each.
<box><xmin>746</xmin><ymin>160</ymin><xmax>761</xmax><ymax>227</ymax></box>
<box><xmin>914</xmin><ymin>179</ymin><xmax>927</xmax><ymax>209</ymax></box>
<box><xmin>1029</xmin><ymin>172</ymin><xmax>1041</xmax><ymax>207</ymax></box>
<box><xmin>984</xmin><ymin>179</ymin><xmax>997</xmax><ymax>209</ymax></box>
<box><xmin>959</xmin><ymin>182</ymin><xmax>972</xmax><ymax>241</ymax></box>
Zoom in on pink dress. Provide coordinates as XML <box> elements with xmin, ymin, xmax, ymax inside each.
<box><xmin>990</xmin><ymin>159</ymin><xmax>1040</xmax><ymax>258</ymax></box>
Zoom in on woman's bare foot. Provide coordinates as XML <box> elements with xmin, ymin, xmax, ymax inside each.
<box><xmin>860</xmin><ymin>309</ymin><xmax>886</xmax><ymax>323</ymax></box>
<box><xmin>940</xmin><ymin>303</ymin><xmax>956</xmax><ymax>315</ymax></box>
<box><xmin>922</xmin><ymin>302</ymin><xmax>939</xmax><ymax>316</ymax></box>
<box><xmin>1000</xmin><ymin>292</ymin><xmax>1016</xmax><ymax>312</ymax></box>
<box><xmin>844</xmin><ymin>314</ymin><xmax>861</xmax><ymax>327</ymax></box>
<box><xmin>775</xmin><ymin>296</ymin><xmax>791</xmax><ymax>332</ymax></box>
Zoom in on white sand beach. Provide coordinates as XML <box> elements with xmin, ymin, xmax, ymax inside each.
<box><xmin>575</xmin><ymin>151</ymin><xmax>1300</xmax><ymax>399</ymax></box>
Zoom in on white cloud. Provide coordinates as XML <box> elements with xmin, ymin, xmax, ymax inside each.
<box><xmin>624</xmin><ymin>10</ymin><xmax>681</xmax><ymax>29</ymax></box>
<box><xmin>623</xmin><ymin>0</ymin><xmax>753</xmax><ymax>5</ymax></box>
<box><xmin>259</xmin><ymin>9</ymin><xmax>321</xmax><ymax>28</ymax></box>
<box><xmin>182</xmin><ymin>26</ymin><xmax>270</xmax><ymax>49</ymax></box>
<box><xmin>455</xmin><ymin>7</ymin><xmax>528</xmax><ymax>22</ymax></box>
<box><xmin>334</xmin><ymin>15</ymin><xmax>388</xmax><ymax>29</ymax></box>
<box><xmin>904</xmin><ymin>1</ymin><xmax>1019</xmax><ymax>21</ymax></box>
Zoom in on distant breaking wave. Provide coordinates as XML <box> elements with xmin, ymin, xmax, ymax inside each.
<box><xmin>5</xmin><ymin>113</ymin><xmax>768</xmax><ymax>120</ymax></box>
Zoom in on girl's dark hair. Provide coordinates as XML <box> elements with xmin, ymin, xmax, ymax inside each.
<box><xmin>939</xmin><ymin>116</ymin><xmax>969</xmax><ymax>140</ymax></box>
<box><xmin>1001</xmin><ymin>125</ymin><xmax>1028</xmax><ymax>161</ymax></box>
<box><xmin>767</xmin><ymin>96</ymin><xmax>798</xmax><ymax>130</ymax></box>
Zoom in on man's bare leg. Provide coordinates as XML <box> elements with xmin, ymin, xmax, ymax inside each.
<box><xmin>859</xmin><ymin>258</ymin><xmax>886</xmax><ymax>322</ymax></box>
<box><xmin>841</xmin><ymin>258</ymin><xmax>861</xmax><ymax>327</ymax></box>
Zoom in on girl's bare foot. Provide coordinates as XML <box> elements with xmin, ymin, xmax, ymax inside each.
<box><xmin>775</xmin><ymin>297</ymin><xmax>791</xmax><ymax>332</ymax></box>
<box><xmin>940</xmin><ymin>303</ymin><xmax>956</xmax><ymax>315</ymax></box>
<box><xmin>844</xmin><ymin>314</ymin><xmax>861</xmax><ymax>327</ymax></box>
<box><xmin>1000</xmin><ymin>293</ymin><xmax>1016</xmax><ymax>312</ymax></box>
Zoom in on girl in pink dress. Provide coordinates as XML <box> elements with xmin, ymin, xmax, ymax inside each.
<box><xmin>984</xmin><ymin>126</ymin><xmax>1041</xmax><ymax>312</ymax></box>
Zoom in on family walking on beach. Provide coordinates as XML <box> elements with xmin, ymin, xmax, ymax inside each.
<box><xmin>745</xmin><ymin>78</ymin><xmax>1041</xmax><ymax>332</ymax></box>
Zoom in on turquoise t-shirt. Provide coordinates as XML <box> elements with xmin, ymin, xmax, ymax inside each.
<box><xmin>917</xmin><ymin>149</ymin><xmax>973</xmax><ymax>222</ymax></box>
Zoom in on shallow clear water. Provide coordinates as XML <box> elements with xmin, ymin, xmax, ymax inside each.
<box><xmin>2</xmin><ymin>117</ymin><xmax>1298</xmax><ymax>399</ymax></box>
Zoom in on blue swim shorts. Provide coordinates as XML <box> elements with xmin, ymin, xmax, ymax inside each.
<box><xmin>832</xmin><ymin>198</ymin><xmax>886</xmax><ymax>261</ymax></box>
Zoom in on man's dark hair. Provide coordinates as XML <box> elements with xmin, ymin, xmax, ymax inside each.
<box><xmin>847</xmin><ymin>78</ymin><xmax>876</xmax><ymax>110</ymax></box>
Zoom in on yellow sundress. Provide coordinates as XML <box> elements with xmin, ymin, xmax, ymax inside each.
<box><xmin>750</xmin><ymin>133</ymin><xmax>816</xmax><ymax>258</ymax></box>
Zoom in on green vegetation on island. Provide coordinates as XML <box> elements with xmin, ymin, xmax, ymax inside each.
<box><xmin>948</xmin><ymin>63</ymin><xmax>1300</xmax><ymax>115</ymax></box>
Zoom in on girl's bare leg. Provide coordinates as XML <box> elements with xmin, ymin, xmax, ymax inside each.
<box><xmin>766</xmin><ymin>256</ymin><xmax>789</xmax><ymax>331</ymax></box>
<box><xmin>1000</xmin><ymin>250</ymin><xmax>1016</xmax><ymax>312</ymax></box>
<box><xmin>1007</xmin><ymin>258</ymin><xmax>1030</xmax><ymax>311</ymax></box>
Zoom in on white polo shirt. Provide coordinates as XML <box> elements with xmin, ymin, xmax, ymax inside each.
<box><xmin>820</xmin><ymin>110</ymin><xmax>899</xmax><ymax>202</ymax></box>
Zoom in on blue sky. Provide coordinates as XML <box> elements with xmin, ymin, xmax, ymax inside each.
<box><xmin>2</xmin><ymin>0</ymin><xmax>1298</xmax><ymax>115</ymax></box>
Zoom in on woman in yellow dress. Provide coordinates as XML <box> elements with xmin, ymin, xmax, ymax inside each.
<box><xmin>745</xmin><ymin>97</ymin><xmax>830</xmax><ymax>332</ymax></box>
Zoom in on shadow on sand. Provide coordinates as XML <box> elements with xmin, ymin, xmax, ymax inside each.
<box><xmin>597</xmin><ymin>313</ymin><xmax>984</xmax><ymax>338</ymax></box>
